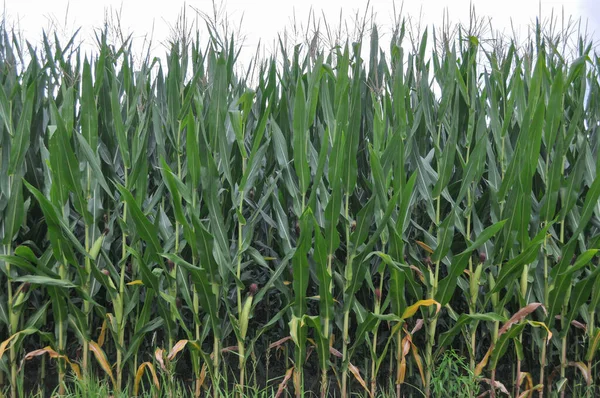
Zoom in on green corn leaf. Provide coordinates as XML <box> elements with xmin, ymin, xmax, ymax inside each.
<box><xmin>344</xmin><ymin>189</ymin><xmax>402</xmax><ymax>311</ymax></box>
<box><xmin>432</xmin><ymin>211</ymin><xmax>455</xmax><ymax>263</ymax></box>
<box><xmin>185</xmin><ymin>111</ymin><xmax>201</xmax><ymax>188</ymax></box>
<box><xmin>48</xmin><ymin>102</ymin><xmax>93</xmax><ymax>225</ymax></box>
<box><xmin>548</xmin><ymin>246</ymin><xmax>597</xmax><ymax>324</ymax></box>
<box><xmin>562</xmin><ymin>270</ymin><xmax>600</xmax><ymax>338</ymax></box>
<box><xmin>110</xmin><ymin>78</ymin><xmax>130</xmax><ymax>169</ymax></box>
<box><xmin>116</xmin><ymin>185</ymin><xmax>163</xmax><ymax>265</ymax></box>
<box><xmin>350</xmin><ymin>198</ymin><xmax>375</xmax><ymax>251</ymax></box>
<box><xmin>342</xmin><ymin>72</ymin><xmax>361</xmax><ymax>196</ymax></box>
<box><xmin>2</xmin><ymin>177</ymin><xmax>24</xmax><ymax>244</ymax></box>
<box><xmin>190</xmin><ymin>213</ymin><xmax>221</xmax><ymax>286</ymax></box>
<box><xmin>160</xmin><ymin>158</ymin><xmax>189</xmax><ymax>230</ymax></box>
<box><xmin>302</xmin><ymin>315</ymin><xmax>329</xmax><ymax>373</ymax></box>
<box><xmin>313</xmin><ymin>221</ymin><xmax>333</xmax><ymax>332</ymax></box>
<box><xmin>81</xmin><ymin>58</ymin><xmax>98</xmax><ymax>150</ymax></box>
<box><xmin>293</xmin><ymin>77</ymin><xmax>310</xmax><ymax>196</ymax></box>
<box><xmin>0</xmin><ymin>84</ymin><xmax>11</xmax><ymax>135</ymax></box>
<box><xmin>437</xmin><ymin>220</ymin><xmax>507</xmax><ymax>305</ymax></box>
<box><xmin>293</xmin><ymin>209</ymin><xmax>314</xmax><ymax>317</ymax></box>
<box><xmin>8</xmin><ymin>84</ymin><xmax>34</xmax><ymax>176</ymax></box>
<box><xmin>488</xmin><ymin>323</ymin><xmax>527</xmax><ymax>371</ymax></box>
<box><xmin>23</xmin><ymin>180</ymin><xmax>88</xmax><ymax>265</ymax></box>
<box><xmin>432</xmin><ymin>90</ymin><xmax>459</xmax><ymax>197</ymax></box>
<box><xmin>47</xmin><ymin>287</ymin><xmax>68</xmax><ymax>350</ymax></box>
<box><xmin>73</xmin><ymin>132</ymin><xmax>114</xmax><ymax>199</ymax></box>
<box><xmin>439</xmin><ymin>313</ymin><xmax>507</xmax><ymax>348</ymax></box>
<box><xmin>125</xmin><ymin>246</ymin><xmax>159</xmax><ymax>293</ymax></box>
<box><xmin>162</xmin><ymin>254</ymin><xmax>220</xmax><ymax>337</ymax></box>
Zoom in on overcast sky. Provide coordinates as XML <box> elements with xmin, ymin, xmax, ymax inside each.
<box><xmin>3</xmin><ymin>0</ymin><xmax>598</xmax><ymax>63</ymax></box>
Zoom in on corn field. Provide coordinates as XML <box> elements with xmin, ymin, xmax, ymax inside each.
<box><xmin>0</xmin><ymin>8</ymin><xmax>599</xmax><ymax>398</ymax></box>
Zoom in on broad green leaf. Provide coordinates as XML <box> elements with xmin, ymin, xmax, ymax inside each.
<box><xmin>293</xmin><ymin>78</ymin><xmax>310</xmax><ymax>196</ymax></box>
<box><xmin>8</xmin><ymin>84</ymin><xmax>35</xmax><ymax>175</ymax></box>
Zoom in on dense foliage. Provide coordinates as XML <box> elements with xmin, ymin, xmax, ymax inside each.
<box><xmin>0</xmin><ymin>9</ymin><xmax>599</xmax><ymax>398</ymax></box>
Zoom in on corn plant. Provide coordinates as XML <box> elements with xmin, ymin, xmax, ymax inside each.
<box><xmin>0</xmin><ymin>6</ymin><xmax>599</xmax><ymax>398</ymax></box>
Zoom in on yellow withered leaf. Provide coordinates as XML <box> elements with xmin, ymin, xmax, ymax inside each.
<box><xmin>518</xmin><ymin>371</ymin><xmax>533</xmax><ymax>391</ymax></box>
<box><xmin>415</xmin><ymin>240</ymin><xmax>433</xmax><ymax>254</ymax></box>
<box><xmin>90</xmin><ymin>341</ymin><xmax>116</xmax><ymax>387</ymax></box>
<box><xmin>586</xmin><ymin>329</ymin><xmax>600</xmax><ymax>362</ymax></box>
<box><xmin>275</xmin><ymin>367</ymin><xmax>294</xmax><ymax>398</ymax></box>
<box><xmin>401</xmin><ymin>299</ymin><xmax>440</xmax><ymax>320</ymax></box>
<box><xmin>308</xmin><ymin>295</ymin><xmax>340</xmax><ymax>304</ymax></box>
<box><xmin>499</xmin><ymin>303</ymin><xmax>546</xmax><ymax>336</ymax></box>
<box><xmin>517</xmin><ymin>384</ymin><xmax>543</xmax><ymax>398</ymax></box>
<box><xmin>410</xmin><ymin>342</ymin><xmax>426</xmax><ymax>386</ymax></box>
<box><xmin>475</xmin><ymin>348</ymin><xmax>492</xmax><ymax>376</ymax></box>
<box><xmin>481</xmin><ymin>378</ymin><xmax>510</xmax><ymax>395</ymax></box>
<box><xmin>0</xmin><ymin>329</ymin><xmax>37</xmax><ymax>360</ymax></box>
<box><xmin>526</xmin><ymin>320</ymin><xmax>552</xmax><ymax>342</ymax></box>
<box><xmin>268</xmin><ymin>336</ymin><xmax>292</xmax><ymax>350</ymax></box>
<box><xmin>198</xmin><ymin>363</ymin><xmax>208</xmax><ymax>392</ymax></box>
<box><xmin>0</xmin><ymin>333</ymin><xmax>21</xmax><ymax>360</ymax></box>
<box><xmin>97</xmin><ymin>319</ymin><xmax>108</xmax><ymax>348</ymax></box>
<box><xmin>348</xmin><ymin>362</ymin><xmax>373</xmax><ymax>398</ymax></box>
<box><xmin>155</xmin><ymin>348</ymin><xmax>166</xmax><ymax>371</ymax></box>
<box><xmin>398</xmin><ymin>357</ymin><xmax>406</xmax><ymax>384</ymax></box>
<box><xmin>569</xmin><ymin>361</ymin><xmax>591</xmax><ymax>386</ymax></box>
<box><xmin>134</xmin><ymin>361</ymin><xmax>160</xmax><ymax>396</ymax></box>
<box><xmin>21</xmin><ymin>346</ymin><xmax>82</xmax><ymax>379</ymax></box>
<box><xmin>167</xmin><ymin>339</ymin><xmax>189</xmax><ymax>361</ymax></box>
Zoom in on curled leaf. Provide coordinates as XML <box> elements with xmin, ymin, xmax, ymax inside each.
<box><xmin>415</xmin><ymin>240</ymin><xmax>434</xmax><ymax>254</ymax></box>
<box><xmin>275</xmin><ymin>367</ymin><xmax>294</xmax><ymax>398</ymax></box>
<box><xmin>155</xmin><ymin>348</ymin><xmax>166</xmax><ymax>371</ymax></box>
<box><xmin>481</xmin><ymin>378</ymin><xmax>510</xmax><ymax>395</ymax></box>
<box><xmin>134</xmin><ymin>361</ymin><xmax>160</xmax><ymax>396</ymax></box>
<box><xmin>167</xmin><ymin>339</ymin><xmax>188</xmax><ymax>361</ymax></box>
<box><xmin>222</xmin><ymin>345</ymin><xmax>240</xmax><ymax>353</ymax></box>
<box><xmin>0</xmin><ymin>329</ymin><xmax>37</xmax><ymax>359</ymax></box>
<box><xmin>475</xmin><ymin>349</ymin><xmax>492</xmax><ymax>376</ymax></box>
<box><xmin>90</xmin><ymin>341</ymin><xmax>115</xmax><ymax>387</ymax></box>
<box><xmin>21</xmin><ymin>346</ymin><xmax>82</xmax><ymax>379</ymax></box>
<box><xmin>97</xmin><ymin>319</ymin><xmax>107</xmax><ymax>348</ymax></box>
<box><xmin>569</xmin><ymin>361</ymin><xmax>591</xmax><ymax>386</ymax></box>
<box><xmin>329</xmin><ymin>346</ymin><xmax>343</xmax><ymax>358</ymax></box>
<box><xmin>401</xmin><ymin>299</ymin><xmax>440</xmax><ymax>320</ymax></box>
<box><xmin>268</xmin><ymin>336</ymin><xmax>292</xmax><ymax>350</ymax></box>
<box><xmin>499</xmin><ymin>303</ymin><xmax>545</xmax><ymax>336</ymax></box>
<box><xmin>348</xmin><ymin>362</ymin><xmax>372</xmax><ymax>397</ymax></box>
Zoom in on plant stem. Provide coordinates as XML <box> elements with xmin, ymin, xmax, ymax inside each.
<box><xmin>237</xmin><ymin>156</ymin><xmax>247</xmax><ymax>398</ymax></box>
<box><xmin>370</xmin><ymin>275</ymin><xmax>383</xmax><ymax>398</ymax></box>
<box><xmin>395</xmin><ymin>326</ymin><xmax>403</xmax><ymax>398</ymax></box>
<box><xmin>321</xmin><ymin>251</ymin><xmax>334</xmax><ymax>398</ymax></box>
<box><xmin>117</xmin><ymin>171</ymin><xmax>128</xmax><ymax>392</ymax></box>
<box><xmin>539</xmin><ymin>233</ymin><xmax>550</xmax><ymax>398</ymax></box>
<box><xmin>425</xmin><ymin>195</ymin><xmax>441</xmax><ymax>397</ymax></box>
<box><xmin>82</xmin><ymin>165</ymin><xmax>93</xmax><ymax>377</ymax></box>
<box><xmin>559</xmin><ymin>219</ymin><xmax>567</xmax><ymax>398</ymax></box>
<box><xmin>58</xmin><ymin>259</ymin><xmax>67</xmax><ymax>396</ymax></box>
<box><xmin>4</xmin><ymin>245</ymin><xmax>17</xmax><ymax>398</ymax></box>
<box><xmin>341</xmin><ymin>194</ymin><xmax>351</xmax><ymax>398</ymax></box>
<box><xmin>466</xmin><ymin>192</ymin><xmax>477</xmax><ymax>371</ymax></box>
<box><xmin>213</xmin><ymin>331</ymin><xmax>220</xmax><ymax>398</ymax></box>
<box><xmin>170</xmin><ymin>124</ymin><xmax>183</xmax><ymax>353</ymax></box>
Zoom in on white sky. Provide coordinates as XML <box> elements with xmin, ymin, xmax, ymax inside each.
<box><xmin>2</xmin><ymin>0</ymin><xmax>599</xmax><ymax>64</ymax></box>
